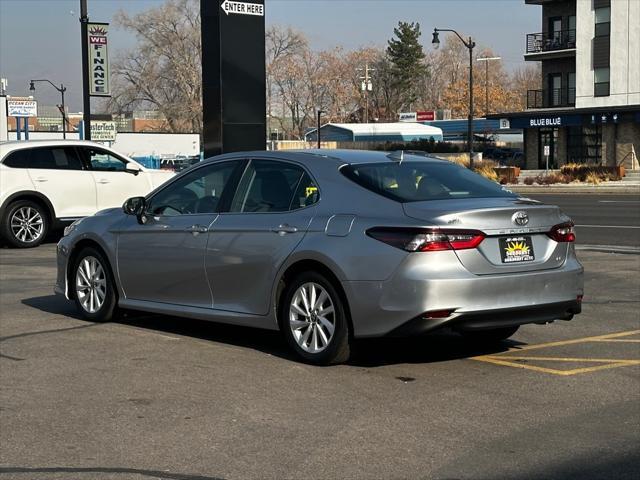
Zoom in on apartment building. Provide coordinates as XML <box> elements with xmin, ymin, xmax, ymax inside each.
<box><xmin>490</xmin><ymin>0</ymin><xmax>639</xmax><ymax>170</ymax></box>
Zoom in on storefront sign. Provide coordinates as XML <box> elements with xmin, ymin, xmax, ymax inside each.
<box><xmin>90</xmin><ymin>121</ymin><xmax>116</xmax><ymax>141</ymax></box>
<box><xmin>220</xmin><ymin>0</ymin><xmax>264</xmax><ymax>16</ymax></box>
<box><xmin>7</xmin><ymin>97</ymin><xmax>37</xmax><ymax>117</ymax></box>
<box><xmin>508</xmin><ymin>115</ymin><xmax>583</xmax><ymax>129</ymax></box>
<box><xmin>529</xmin><ymin>117</ymin><xmax>562</xmax><ymax>127</ymax></box>
<box><xmin>399</xmin><ymin>111</ymin><xmax>435</xmax><ymax>122</ymax></box>
<box><xmin>87</xmin><ymin>23</ymin><xmax>110</xmax><ymax>96</ymax></box>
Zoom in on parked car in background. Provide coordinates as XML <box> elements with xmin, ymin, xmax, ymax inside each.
<box><xmin>0</xmin><ymin>140</ymin><xmax>175</xmax><ymax>247</ymax></box>
<box><xmin>56</xmin><ymin>150</ymin><xmax>583</xmax><ymax>365</ymax></box>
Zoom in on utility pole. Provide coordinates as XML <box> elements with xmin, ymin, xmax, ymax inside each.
<box><xmin>80</xmin><ymin>0</ymin><xmax>91</xmax><ymax>140</ymax></box>
<box><xmin>476</xmin><ymin>57</ymin><xmax>501</xmax><ymax>116</ymax></box>
<box><xmin>358</xmin><ymin>63</ymin><xmax>374</xmax><ymax>123</ymax></box>
<box><xmin>316</xmin><ymin>110</ymin><xmax>324</xmax><ymax>148</ymax></box>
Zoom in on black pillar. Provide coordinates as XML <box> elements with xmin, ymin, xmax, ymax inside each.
<box><xmin>201</xmin><ymin>0</ymin><xmax>266</xmax><ymax>158</ymax></box>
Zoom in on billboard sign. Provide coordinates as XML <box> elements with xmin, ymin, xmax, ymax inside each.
<box><xmin>416</xmin><ymin>111</ymin><xmax>435</xmax><ymax>121</ymax></box>
<box><xmin>399</xmin><ymin>111</ymin><xmax>435</xmax><ymax>122</ymax></box>
<box><xmin>7</xmin><ymin>97</ymin><xmax>37</xmax><ymax>117</ymax></box>
<box><xmin>87</xmin><ymin>23</ymin><xmax>110</xmax><ymax>96</ymax></box>
<box><xmin>91</xmin><ymin>121</ymin><xmax>117</xmax><ymax>141</ymax></box>
<box><xmin>398</xmin><ymin>112</ymin><xmax>417</xmax><ymax>122</ymax></box>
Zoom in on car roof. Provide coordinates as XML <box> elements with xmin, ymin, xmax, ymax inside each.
<box><xmin>207</xmin><ymin>149</ymin><xmax>450</xmax><ymax>167</ymax></box>
<box><xmin>0</xmin><ymin>139</ymin><xmax>133</xmax><ymax>161</ymax></box>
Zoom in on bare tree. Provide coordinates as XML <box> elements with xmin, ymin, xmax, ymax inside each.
<box><xmin>109</xmin><ymin>0</ymin><xmax>202</xmax><ymax>133</ymax></box>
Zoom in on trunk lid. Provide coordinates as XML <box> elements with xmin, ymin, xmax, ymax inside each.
<box><xmin>402</xmin><ymin>197</ymin><xmax>573</xmax><ymax>274</ymax></box>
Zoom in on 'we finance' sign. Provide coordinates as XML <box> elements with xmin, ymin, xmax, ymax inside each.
<box><xmin>87</xmin><ymin>23</ymin><xmax>110</xmax><ymax>96</ymax></box>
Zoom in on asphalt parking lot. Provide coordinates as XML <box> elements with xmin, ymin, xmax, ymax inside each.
<box><xmin>1</xmin><ymin>243</ymin><xmax>639</xmax><ymax>479</ymax></box>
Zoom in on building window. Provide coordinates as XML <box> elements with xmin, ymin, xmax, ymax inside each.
<box><xmin>595</xmin><ymin>7</ymin><xmax>610</xmax><ymax>37</ymax></box>
<box><xmin>567</xmin><ymin>125</ymin><xmax>602</xmax><ymax>164</ymax></box>
<box><xmin>594</xmin><ymin>67</ymin><xmax>610</xmax><ymax>96</ymax></box>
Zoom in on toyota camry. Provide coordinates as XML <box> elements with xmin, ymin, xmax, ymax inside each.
<box><xmin>55</xmin><ymin>150</ymin><xmax>584</xmax><ymax>364</ymax></box>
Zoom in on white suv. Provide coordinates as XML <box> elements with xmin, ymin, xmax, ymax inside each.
<box><xmin>0</xmin><ymin>140</ymin><xmax>175</xmax><ymax>247</ymax></box>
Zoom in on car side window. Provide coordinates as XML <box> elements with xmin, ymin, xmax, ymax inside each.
<box><xmin>290</xmin><ymin>172</ymin><xmax>319</xmax><ymax>209</ymax></box>
<box><xmin>87</xmin><ymin>149</ymin><xmax>128</xmax><ymax>171</ymax></box>
<box><xmin>147</xmin><ymin>161</ymin><xmax>239</xmax><ymax>216</ymax></box>
<box><xmin>4</xmin><ymin>147</ymin><xmax>83</xmax><ymax>170</ymax></box>
<box><xmin>229</xmin><ymin>160</ymin><xmax>310</xmax><ymax>213</ymax></box>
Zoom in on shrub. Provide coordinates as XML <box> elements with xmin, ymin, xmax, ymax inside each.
<box><xmin>375</xmin><ymin>138</ymin><xmax>460</xmax><ymax>153</ymax></box>
<box><xmin>524</xmin><ymin>177</ymin><xmax>535</xmax><ymax>185</ymax></box>
<box><xmin>560</xmin><ymin>164</ymin><xmax>621</xmax><ymax>182</ymax></box>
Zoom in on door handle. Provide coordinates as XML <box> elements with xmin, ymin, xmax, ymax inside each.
<box><xmin>34</xmin><ymin>177</ymin><xmax>48</xmax><ymax>182</ymax></box>
<box><xmin>186</xmin><ymin>225</ymin><xmax>209</xmax><ymax>234</ymax></box>
<box><xmin>97</xmin><ymin>179</ymin><xmax>110</xmax><ymax>184</ymax></box>
<box><xmin>272</xmin><ymin>224</ymin><xmax>298</xmax><ymax>235</ymax></box>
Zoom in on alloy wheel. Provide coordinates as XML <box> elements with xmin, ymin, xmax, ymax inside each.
<box><xmin>75</xmin><ymin>256</ymin><xmax>107</xmax><ymax>314</ymax></box>
<box><xmin>289</xmin><ymin>282</ymin><xmax>335</xmax><ymax>353</ymax></box>
<box><xmin>10</xmin><ymin>206</ymin><xmax>44</xmax><ymax>244</ymax></box>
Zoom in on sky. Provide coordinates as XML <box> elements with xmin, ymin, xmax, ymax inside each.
<box><xmin>0</xmin><ymin>0</ymin><xmax>539</xmax><ymax>110</ymax></box>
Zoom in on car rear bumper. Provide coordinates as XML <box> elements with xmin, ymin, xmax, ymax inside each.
<box><xmin>389</xmin><ymin>300</ymin><xmax>581</xmax><ymax>337</ymax></box>
<box><xmin>342</xmin><ymin>251</ymin><xmax>584</xmax><ymax>338</ymax></box>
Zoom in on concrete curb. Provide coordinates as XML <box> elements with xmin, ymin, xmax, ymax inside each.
<box><xmin>508</xmin><ymin>185</ymin><xmax>640</xmax><ymax>194</ymax></box>
<box><xmin>576</xmin><ymin>244</ymin><xmax>640</xmax><ymax>255</ymax></box>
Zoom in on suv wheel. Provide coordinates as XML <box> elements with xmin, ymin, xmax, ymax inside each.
<box><xmin>73</xmin><ymin>247</ymin><xmax>118</xmax><ymax>322</ymax></box>
<box><xmin>1</xmin><ymin>200</ymin><xmax>48</xmax><ymax>248</ymax></box>
<box><xmin>280</xmin><ymin>272</ymin><xmax>351</xmax><ymax>365</ymax></box>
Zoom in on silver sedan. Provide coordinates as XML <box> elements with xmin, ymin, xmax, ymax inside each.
<box><xmin>55</xmin><ymin>150</ymin><xmax>584</xmax><ymax>364</ymax></box>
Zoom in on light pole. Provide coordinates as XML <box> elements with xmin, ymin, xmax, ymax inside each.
<box><xmin>432</xmin><ymin>28</ymin><xmax>476</xmax><ymax>168</ymax></box>
<box><xmin>316</xmin><ymin>110</ymin><xmax>324</xmax><ymax>149</ymax></box>
<box><xmin>476</xmin><ymin>56</ymin><xmax>501</xmax><ymax>116</ymax></box>
<box><xmin>80</xmin><ymin>0</ymin><xmax>91</xmax><ymax>140</ymax></box>
<box><xmin>30</xmin><ymin>79</ymin><xmax>67</xmax><ymax>139</ymax></box>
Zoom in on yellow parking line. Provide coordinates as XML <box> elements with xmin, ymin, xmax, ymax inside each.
<box><xmin>490</xmin><ymin>356</ymin><xmax>640</xmax><ymax>364</ymax></box>
<box><xmin>470</xmin><ymin>330</ymin><xmax>640</xmax><ymax>376</ymax></box>
<box><xmin>590</xmin><ymin>339</ymin><xmax>640</xmax><ymax>343</ymax></box>
<box><xmin>505</xmin><ymin>329</ymin><xmax>640</xmax><ymax>352</ymax></box>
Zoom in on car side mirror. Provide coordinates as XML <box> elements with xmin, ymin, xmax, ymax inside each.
<box><xmin>125</xmin><ymin>167</ymin><xmax>141</xmax><ymax>176</ymax></box>
<box><xmin>123</xmin><ymin>196</ymin><xmax>146</xmax><ymax>218</ymax></box>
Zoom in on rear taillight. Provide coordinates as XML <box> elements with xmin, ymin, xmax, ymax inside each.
<box><xmin>547</xmin><ymin>222</ymin><xmax>576</xmax><ymax>243</ymax></box>
<box><xmin>367</xmin><ymin>227</ymin><xmax>485</xmax><ymax>252</ymax></box>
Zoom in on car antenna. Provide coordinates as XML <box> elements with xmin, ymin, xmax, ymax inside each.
<box><xmin>387</xmin><ymin>150</ymin><xmax>404</xmax><ymax>164</ymax></box>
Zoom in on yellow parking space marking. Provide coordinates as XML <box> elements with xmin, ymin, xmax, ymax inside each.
<box><xmin>471</xmin><ymin>330</ymin><xmax>640</xmax><ymax>376</ymax></box>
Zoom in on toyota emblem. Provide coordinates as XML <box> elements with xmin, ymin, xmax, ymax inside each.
<box><xmin>512</xmin><ymin>211</ymin><xmax>529</xmax><ymax>226</ymax></box>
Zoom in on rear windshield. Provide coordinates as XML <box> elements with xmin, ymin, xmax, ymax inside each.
<box><xmin>341</xmin><ymin>161</ymin><xmax>515</xmax><ymax>203</ymax></box>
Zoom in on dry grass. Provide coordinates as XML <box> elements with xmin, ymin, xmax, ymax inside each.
<box><xmin>585</xmin><ymin>171</ymin><xmax>601</xmax><ymax>185</ymax></box>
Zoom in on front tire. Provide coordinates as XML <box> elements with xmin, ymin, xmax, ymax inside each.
<box><xmin>460</xmin><ymin>325</ymin><xmax>520</xmax><ymax>343</ymax></box>
<box><xmin>280</xmin><ymin>272</ymin><xmax>351</xmax><ymax>365</ymax></box>
<box><xmin>1</xmin><ymin>200</ymin><xmax>48</xmax><ymax>248</ymax></box>
<box><xmin>72</xmin><ymin>247</ymin><xmax>118</xmax><ymax>322</ymax></box>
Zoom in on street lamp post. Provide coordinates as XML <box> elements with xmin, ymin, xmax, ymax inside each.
<box><xmin>30</xmin><ymin>79</ymin><xmax>67</xmax><ymax>139</ymax></box>
<box><xmin>476</xmin><ymin>56</ymin><xmax>501</xmax><ymax>116</ymax></box>
<box><xmin>432</xmin><ymin>28</ymin><xmax>476</xmax><ymax>169</ymax></box>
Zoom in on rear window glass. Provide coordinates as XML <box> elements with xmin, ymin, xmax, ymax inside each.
<box><xmin>341</xmin><ymin>161</ymin><xmax>515</xmax><ymax>202</ymax></box>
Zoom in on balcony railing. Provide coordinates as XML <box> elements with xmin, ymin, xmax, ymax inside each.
<box><xmin>527</xmin><ymin>88</ymin><xmax>576</xmax><ymax>109</ymax></box>
<box><xmin>526</xmin><ymin>30</ymin><xmax>576</xmax><ymax>54</ymax></box>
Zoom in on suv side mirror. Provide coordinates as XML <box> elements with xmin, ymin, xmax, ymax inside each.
<box><xmin>123</xmin><ymin>196</ymin><xmax>146</xmax><ymax>217</ymax></box>
<box><xmin>125</xmin><ymin>166</ymin><xmax>141</xmax><ymax>176</ymax></box>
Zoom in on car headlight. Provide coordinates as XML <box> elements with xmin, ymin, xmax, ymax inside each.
<box><xmin>63</xmin><ymin>218</ymin><xmax>84</xmax><ymax>237</ymax></box>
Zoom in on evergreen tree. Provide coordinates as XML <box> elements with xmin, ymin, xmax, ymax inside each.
<box><xmin>386</xmin><ymin>21</ymin><xmax>427</xmax><ymax>112</ymax></box>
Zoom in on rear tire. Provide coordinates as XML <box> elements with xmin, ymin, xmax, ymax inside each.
<box><xmin>72</xmin><ymin>247</ymin><xmax>118</xmax><ymax>322</ymax></box>
<box><xmin>460</xmin><ymin>325</ymin><xmax>519</xmax><ymax>343</ymax></box>
<box><xmin>280</xmin><ymin>271</ymin><xmax>351</xmax><ymax>365</ymax></box>
<box><xmin>1</xmin><ymin>200</ymin><xmax>49</xmax><ymax>248</ymax></box>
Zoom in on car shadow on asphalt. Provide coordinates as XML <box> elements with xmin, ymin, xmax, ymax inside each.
<box><xmin>22</xmin><ymin>294</ymin><xmax>521</xmax><ymax>367</ymax></box>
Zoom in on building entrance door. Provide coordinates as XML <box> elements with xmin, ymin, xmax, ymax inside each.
<box><xmin>539</xmin><ymin>128</ymin><xmax>558</xmax><ymax>169</ymax></box>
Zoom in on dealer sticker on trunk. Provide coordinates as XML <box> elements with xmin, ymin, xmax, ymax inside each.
<box><xmin>499</xmin><ymin>236</ymin><xmax>535</xmax><ymax>263</ymax></box>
